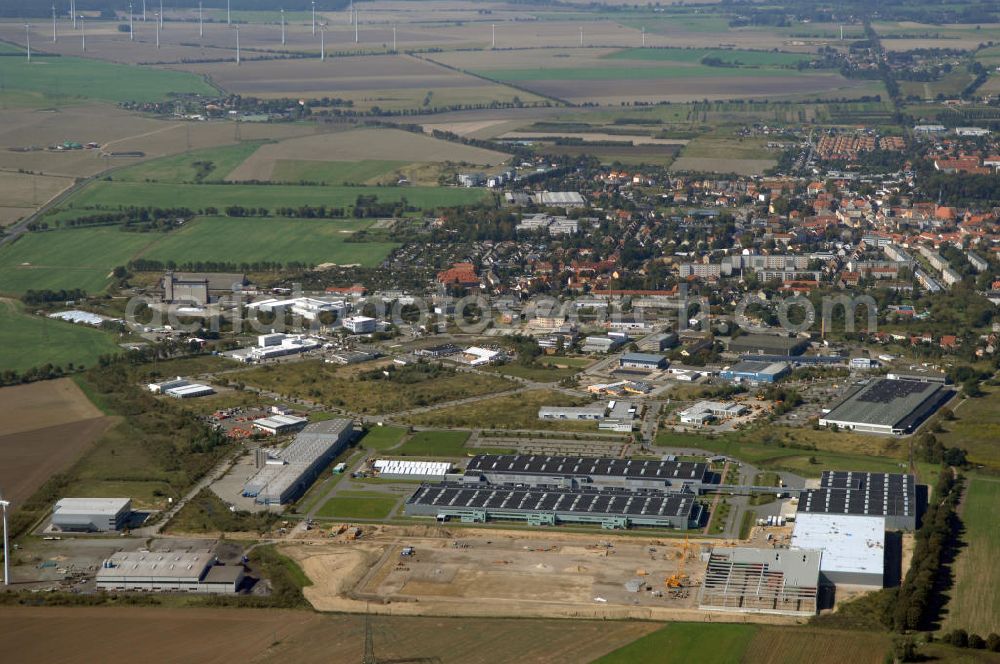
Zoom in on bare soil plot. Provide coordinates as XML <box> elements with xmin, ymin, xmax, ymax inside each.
<box><xmin>0</xmin><ymin>379</ymin><xmax>112</xmax><ymax>506</ymax></box>
<box><xmin>226</xmin><ymin>127</ymin><xmax>509</xmax><ymax>181</ymax></box>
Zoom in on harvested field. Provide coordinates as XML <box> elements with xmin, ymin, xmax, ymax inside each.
<box><xmin>0</xmin><ymin>378</ymin><xmax>112</xmax><ymax>506</ymax></box>
<box><xmin>742</xmin><ymin>626</ymin><xmax>890</xmax><ymax>664</ymax></box>
<box><xmin>0</xmin><ymin>171</ymin><xmax>75</xmax><ymax>215</ymax></box>
<box><xmin>499</xmin><ymin>131</ymin><xmax>687</xmax><ymax>146</ymax></box>
<box><xmin>671</xmin><ymin>156</ymin><xmax>776</xmax><ymax>175</ymax></box>
<box><xmin>226</xmin><ymin>128</ymin><xmax>509</xmax><ymax>181</ymax></box>
<box><xmin>180</xmin><ymin>54</ymin><xmax>487</xmax><ymax>97</ymax></box>
<box><xmin>1</xmin><ymin>604</ymin><xmax>660</xmax><ymax>664</ymax></box>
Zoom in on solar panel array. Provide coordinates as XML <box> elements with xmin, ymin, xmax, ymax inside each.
<box><xmin>798</xmin><ymin>471</ymin><xmax>915</xmax><ymax>518</ymax></box>
<box><xmin>407</xmin><ymin>483</ymin><xmax>696</xmax><ymax>519</ymax></box>
<box><xmin>465</xmin><ymin>454</ymin><xmax>707</xmax><ymax>482</ymax></box>
<box><xmin>855</xmin><ymin>379</ymin><xmax>930</xmax><ymax>403</ymax></box>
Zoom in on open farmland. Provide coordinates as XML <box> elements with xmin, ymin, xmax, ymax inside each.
<box><xmin>0</xmin><ymin>227</ymin><xmax>161</xmax><ymax>294</ymax></box>
<box><xmin>0</xmin><ymin>171</ymin><xmax>75</xmax><ymax>225</ymax></box>
<box><xmin>0</xmin><ymin>54</ymin><xmax>216</xmax><ymax>103</ymax></box>
<box><xmin>112</xmin><ymin>142</ymin><xmax>266</xmax><ymax>183</ymax></box>
<box><xmin>226</xmin><ymin>128</ymin><xmax>509</xmax><ymax>182</ymax></box>
<box><xmin>270</xmin><ymin>159</ymin><xmax>410</xmax><ymax>185</ymax></box>
<box><xmin>605</xmin><ymin>47</ymin><xmax>813</xmax><ymax>67</ymax></box>
<box><xmin>944</xmin><ymin>476</ymin><xmax>1000</xmax><ymax>636</ymax></box>
<box><xmin>235</xmin><ymin>360</ymin><xmax>517</xmax><ymax>415</ymax></box>
<box><xmin>0</xmin><ymin>378</ymin><xmax>113</xmax><ymax>507</ymax></box>
<box><xmin>0</xmin><ymin>299</ymin><xmax>122</xmax><ymax>371</ymax></box>
<box><xmin>140</xmin><ymin>216</ymin><xmax>397</xmax><ymax>267</ymax></box>
<box><xmin>595</xmin><ymin>623</ymin><xmax>757</xmax><ymax>664</ymax></box>
<box><xmin>61</xmin><ymin>179</ymin><xmax>489</xmax><ymax>212</ymax></box>
<box><xmin>740</xmin><ymin>627</ymin><xmax>891</xmax><ymax>664</ymax></box>
<box><xmin>432</xmin><ymin>48</ymin><xmax>876</xmax><ymax>105</ymax></box>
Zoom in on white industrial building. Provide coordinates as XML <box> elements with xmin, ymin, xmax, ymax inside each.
<box><xmin>790</xmin><ymin>513</ymin><xmax>886</xmax><ymax>588</ymax></box>
<box><xmin>232</xmin><ymin>333</ymin><xmax>322</xmax><ymax>363</ymax></box>
<box><xmin>343</xmin><ymin>315</ymin><xmax>377</xmax><ymax>334</ymax></box>
<box><xmin>52</xmin><ymin>498</ymin><xmax>131</xmax><ymax>532</ymax></box>
<box><xmin>242</xmin><ymin>419</ymin><xmax>353</xmax><ymax>505</ymax></box>
<box><xmin>252</xmin><ymin>414</ymin><xmax>309</xmax><ymax>436</ymax></box>
<box><xmin>247</xmin><ymin>297</ymin><xmax>348</xmax><ymax>322</ymax></box>
<box><xmin>96</xmin><ymin>551</ymin><xmax>244</xmax><ymax>594</ymax></box>
<box><xmin>373</xmin><ymin>459</ymin><xmax>452</xmax><ymax>481</ymax></box>
<box><xmin>165</xmin><ymin>383</ymin><xmax>215</xmax><ymax>399</ymax></box>
<box><xmin>678</xmin><ymin>401</ymin><xmax>747</xmax><ymax>426</ymax></box>
<box><xmin>461</xmin><ymin>346</ymin><xmax>504</xmax><ymax>366</ymax></box>
<box><xmin>148</xmin><ymin>377</ymin><xmax>190</xmax><ymax>394</ymax></box>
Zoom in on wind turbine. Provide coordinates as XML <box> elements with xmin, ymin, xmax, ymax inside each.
<box><xmin>72</xmin><ymin>0</ymin><xmax>77</xmax><ymax>29</ymax></box>
<box><xmin>227</xmin><ymin>0</ymin><xmax>231</xmax><ymax>26</ymax></box>
<box><xmin>641</xmin><ymin>25</ymin><xmax>645</xmax><ymax>47</ymax></box>
<box><xmin>141</xmin><ymin>0</ymin><xmax>146</xmax><ymax>22</ymax></box>
<box><xmin>319</xmin><ymin>21</ymin><xmax>326</xmax><ymax>61</ymax></box>
<box><xmin>158</xmin><ymin>0</ymin><xmax>163</xmax><ymax>29</ymax></box>
<box><xmin>579</xmin><ymin>26</ymin><xmax>583</xmax><ymax>47</ymax></box>
<box><xmin>80</xmin><ymin>14</ymin><xmax>85</xmax><ymax>51</ymax></box>
<box><xmin>311</xmin><ymin>0</ymin><xmax>315</xmax><ymax>36</ymax></box>
<box><xmin>155</xmin><ymin>11</ymin><xmax>160</xmax><ymax>47</ymax></box>
<box><xmin>280</xmin><ymin>8</ymin><xmax>285</xmax><ymax>46</ymax></box>
<box><xmin>52</xmin><ymin>5</ymin><xmax>57</xmax><ymax>42</ymax></box>
<box><xmin>491</xmin><ymin>23</ymin><xmax>495</xmax><ymax>49</ymax></box>
<box><xmin>353</xmin><ymin>8</ymin><xmax>358</xmax><ymax>43</ymax></box>
<box><xmin>392</xmin><ymin>22</ymin><xmax>396</xmax><ymax>52</ymax></box>
<box><xmin>0</xmin><ymin>493</ymin><xmax>9</xmax><ymax>586</ymax></box>
<box><xmin>234</xmin><ymin>24</ymin><xmax>240</xmax><ymax>64</ymax></box>
<box><xmin>128</xmin><ymin>3</ymin><xmax>133</xmax><ymax>41</ymax></box>
<box><xmin>25</xmin><ymin>24</ymin><xmax>31</xmax><ymax>63</ymax></box>
<box><xmin>199</xmin><ymin>1</ymin><xmax>203</xmax><ymax>38</ymax></box>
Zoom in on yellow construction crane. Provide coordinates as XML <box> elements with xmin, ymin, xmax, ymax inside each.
<box><xmin>665</xmin><ymin>535</ymin><xmax>693</xmax><ymax>588</ymax></box>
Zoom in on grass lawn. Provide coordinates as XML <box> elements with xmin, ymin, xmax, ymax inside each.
<box><xmin>315</xmin><ymin>494</ymin><xmax>399</xmax><ymax>519</ymax></box>
<box><xmin>64</xmin><ymin>180</ymin><xmax>489</xmax><ymax>212</ymax></box>
<box><xmin>606</xmin><ymin>47</ymin><xmax>812</xmax><ymax>67</ymax></box>
<box><xmin>359</xmin><ymin>426</ymin><xmax>407</xmax><ymax>450</ymax></box>
<box><xmin>0</xmin><ymin>299</ymin><xmax>121</xmax><ymax>372</ymax></box>
<box><xmin>396</xmin><ymin>430</ymin><xmax>471</xmax><ymax>457</ymax></box>
<box><xmin>139</xmin><ymin>216</ymin><xmax>397</xmax><ymax>267</ymax></box>
<box><xmin>937</xmin><ymin>388</ymin><xmax>1000</xmax><ymax>470</ymax></box>
<box><xmin>404</xmin><ymin>389</ymin><xmax>597</xmax><ymax>431</ymax></box>
<box><xmin>270</xmin><ymin>159</ymin><xmax>411</xmax><ymax>185</ymax></box>
<box><xmin>594</xmin><ymin>623</ymin><xmax>757</xmax><ymax>664</ymax></box>
<box><xmin>944</xmin><ymin>475</ymin><xmax>1000</xmax><ymax>636</ymax></box>
<box><xmin>236</xmin><ymin>360</ymin><xmax>516</xmax><ymax>415</ymax></box>
<box><xmin>0</xmin><ymin>227</ymin><xmax>162</xmax><ymax>294</ymax></box>
<box><xmin>113</xmin><ymin>142</ymin><xmax>266</xmax><ymax>183</ymax></box>
<box><xmin>0</xmin><ymin>55</ymin><xmax>217</xmax><ymax>103</ymax></box>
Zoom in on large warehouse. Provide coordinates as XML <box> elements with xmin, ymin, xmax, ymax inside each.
<box><xmin>51</xmin><ymin>498</ymin><xmax>131</xmax><ymax>532</ymax></box>
<box><xmin>242</xmin><ymin>419</ymin><xmax>353</xmax><ymax>505</ymax></box>
<box><xmin>798</xmin><ymin>471</ymin><xmax>918</xmax><ymax>530</ymax></box>
<box><xmin>728</xmin><ymin>334</ymin><xmax>809</xmax><ymax>357</ymax></box>
<box><xmin>819</xmin><ymin>378</ymin><xmax>952</xmax><ymax>435</ymax></box>
<box><xmin>97</xmin><ymin>551</ymin><xmax>243</xmax><ymax>594</ymax></box>
<box><xmin>700</xmin><ymin>547</ymin><xmax>822</xmax><ymax>616</ymax></box>
<box><xmin>404</xmin><ymin>483</ymin><xmax>702</xmax><ymax>530</ymax></box>
<box><xmin>791</xmin><ymin>513</ymin><xmax>886</xmax><ymax>588</ymax></box>
<box><xmin>719</xmin><ymin>360</ymin><xmax>790</xmax><ymax>384</ymax></box>
<box><xmin>463</xmin><ymin>454</ymin><xmax>710</xmax><ymax>492</ymax></box>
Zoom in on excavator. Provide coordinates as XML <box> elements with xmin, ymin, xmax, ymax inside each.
<box><xmin>665</xmin><ymin>535</ymin><xmax>692</xmax><ymax>589</ymax></box>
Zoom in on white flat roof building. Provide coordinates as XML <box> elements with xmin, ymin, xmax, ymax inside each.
<box><xmin>52</xmin><ymin>497</ymin><xmax>131</xmax><ymax>532</ymax></box>
<box><xmin>252</xmin><ymin>414</ymin><xmax>309</xmax><ymax>435</ymax></box>
<box><xmin>791</xmin><ymin>512</ymin><xmax>885</xmax><ymax>588</ymax></box>
<box><xmin>165</xmin><ymin>383</ymin><xmax>215</xmax><ymax>399</ymax></box>
<box><xmin>96</xmin><ymin>551</ymin><xmax>244</xmax><ymax>594</ymax></box>
<box><xmin>374</xmin><ymin>459</ymin><xmax>451</xmax><ymax>481</ymax></box>
<box><xmin>148</xmin><ymin>377</ymin><xmax>190</xmax><ymax>394</ymax></box>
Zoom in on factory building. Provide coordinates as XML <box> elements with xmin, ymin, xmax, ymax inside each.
<box><xmin>242</xmin><ymin>419</ymin><xmax>353</xmax><ymax>505</ymax></box>
<box><xmin>538</xmin><ymin>404</ymin><xmax>607</xmax><ymax>421</ymax></box>
<box><xmin>727</xmin><ymin>334</ymin><xmax>809</xmax><ymax>357</ymax></box>
<box><xmin>819</xmin><ymin>378</ymin><xmax>952</xmax><ymax>435</ymax></box>
<box><xmin>232</xmin><ymin>333</ymin><xmax>322</xmax><ymax>363</ymax></box>
<box><xmin>618</xmin><ymin>352</ymin><xmax>668</xmax><ymax>371</ymax></box>
<box><xmin>798</xmin><ymin>471</ymin><xmax>917</xmax><ymax>530</ymax></box>
<box><xmin>462</xmin><ymin>454</ymin><xmax>709</xmax><ymax>492</ymax></box>
<box><xmin>52</xmin><ymin>498</ymin><xmax>131</xmax><ymax>533</ymax></box>
<box><xmin>678</xmin><ymin>401</ymin><xmax>748</xmax><ymax>426</ymax></box>
<box><xmin>404</xmin><ymin>483</ymin><xmax>701</xmax><ymax>530</ymax></box>
<box><xmin>719</xmin><ymin>360</ymin><xmax>790</xmax><ymax>384</ymax></box>
<box><xmin>374</xmin><ymin>459</ymin><xmax>452</xmax><ymax>481</ymax></box>
<box><xmin>162</xmin><ymin>271</ymin><xmax>248</xmax><ymax>305</ymax></box>
<box><xmin>96</xmin><ymin>551</ymin><xmax>243</xmax><ymax>594</ymax></box>
<box><xmin>343</xmin><ymin>315</ymin><xmax>377</xmax><ymax>334</ymax></box>
<box><xmin>252</xmin><ymin>414</ymin><xmax>309</xmax><ymax>436</ymax></box>
<box><xmin>791</xmin><ymin>513</ymin><xmax>886</xmax><ymax>589</ymax></box>
<box><xmin>700</xmin><ymin>547</ymin><xmax>821</xmax><ymax>616</ymax></box>
<box><xmin>164</xmin><ymin>383</ymin><xmax>215</xmax><ymax>399</ymax></box>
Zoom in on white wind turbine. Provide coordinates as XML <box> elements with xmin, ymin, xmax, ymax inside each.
<box><xmin>0</xmin><ymin>492</ymin><xmax>11</xmax><ymax>586</ymax></box>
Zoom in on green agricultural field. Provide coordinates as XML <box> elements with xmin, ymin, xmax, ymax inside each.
<box><xmin>359</xmin><ymin>426</ymin><xmax>407</xmax><ymax>450</ymax></box>
<box><xmin>113</xmin><ymin>142</ymin><xmax>266</xmax><ymax>183</ymax></box>
<box><xmin>270</xmin><ymin>159</ymin><xmax>410</xmax><ymax>185</ymax></box>
<box><xmin>315</xmin><ymin>493</ymin><xmax>399</xmax><ymax>519</ymax></box>
<box><xmin>477</xmin><ymin>64</ymin><xmax>805</xmax><ymax>82</ymax></box>
<box><xmin>595</xmin><ymin>622</ymin><xmax>757</xmax><ymax>664</ymax></box>
<box><xmin>0</xmin><ymin>227</ymin><xmax>162</xmax><ymax>294</ymax></box>
<box><xmin>0</xmin><ymin>55</ymin><xmax>217</xmax><ymax>103</ymax></box>
<box><xmin>0</xmin><ymin>299</ymin><xmax>121</xmax><ymax>373</ymax></box>
<box><xmin>395</xmin><ymin>430</ymin><xmax>471</xmax><ymax>457</ymax></box>
<box><xmin>945</xmin><ymin>476</ymin><xmax>1000</xmax><ymax>636</ymax></box>
<box><xmin>606</xmin><ymin>47</ymin><xmax>812</xmax><ymax>67</ymax></box>
<box><xmin>140</xmin><ymin>216</ymin><xmax>396</xmax><ymax>267</ymax></box>
<box><xmin>63</xmin><ymin>180</ymin><xmax>489</xmax><ymax>212</ymax></box>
